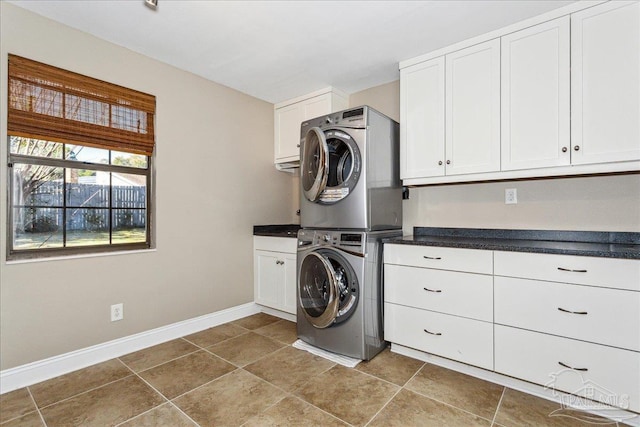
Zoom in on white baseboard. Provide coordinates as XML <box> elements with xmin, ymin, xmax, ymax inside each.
<box><xmin>391</xmin><ymin>344</ymin><xmax>640</xmax><ymax>427</ymax></box>
<box><xmin>258</xmin><ymin>306</ymin><xmax>296</xmax><ymax>322</ymax></box>
<box><xmin>0</xmin><ymin>302</ymin><xmax>261</xmax><ymax>394</ymax></box>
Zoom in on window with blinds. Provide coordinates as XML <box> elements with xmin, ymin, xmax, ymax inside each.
<box><xmin>7</xmin><ymin>54</ymin><xmax>156</xmax><ymax>259</ymax></box>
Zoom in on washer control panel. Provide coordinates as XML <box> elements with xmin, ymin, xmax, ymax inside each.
<box><xmin>298</xmin><ymin>229</ymin><xmax>365</xmax><ymax>254</ymax></box>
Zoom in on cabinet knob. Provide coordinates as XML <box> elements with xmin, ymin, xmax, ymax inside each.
<box><xmin>446</xmin><ymin>160</ymin><xmax>451</xmax><ymax>165</ymax></box>
<box><xmin>438</xmin><ymin>161</ymin><xmax>443</xmax><ymax>166</ymax></box>
<box><xmin>296</xmin><ymin>144</ymin><xmax>300</xmax><ymax>148</ymax></box>
<box><xmin>574</xmin><ymin>145</ymin><xmax>580</xmax><ymax>151</ymax></box>
<box><xmin>562</xmin><ymin>147</ymin><xmax>567</xmax><ymax>153</ymax></box>
<box><xmin>275</xmin><ymin>260</ymin><xmax>284</xmax><ymax>265</ymax></box>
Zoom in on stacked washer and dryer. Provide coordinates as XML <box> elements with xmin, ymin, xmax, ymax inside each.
<box><xmin>296</xmin><ymin>106</ymin><xmax>402</xmax><ymax>361</ymax></box>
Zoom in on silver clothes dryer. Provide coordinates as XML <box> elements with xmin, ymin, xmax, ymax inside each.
<box><xmin>299</xmin><ymin>106</ymin><xmax>402</xmax><ymax>231</ymax></box>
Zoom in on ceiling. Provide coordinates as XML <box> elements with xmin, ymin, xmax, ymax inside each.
<box><xmin>8</xmin><ymin>0</ymin><xmax>575</xmax><ymax>104</ymax></box>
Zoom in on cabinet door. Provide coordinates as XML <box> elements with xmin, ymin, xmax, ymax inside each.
<box><xmin>400</xmin><ymin>57</ymin><xmax>445</xmax><ymax>179</ymax></box>
<box><xmin>501</xmin><ymin>17</ymin><xmax>570</xmax><ymax>171</ymax></box>
<box><xmin>254</xmin><ymin>250</ymin><xmax>283</xmax><ymax>309</ymax></box>
<box><xmin>282</xmin><ymin>253</ymin><xmax>297</xmax><ymax>315</ymax></box>
<box><xmin>571</xmin><ymin>1</ymin><xmax>640</xmax><ymax>165</ymax></box>
<box><xmin>274</xmin><ymin>103</ymin><xmax>304</xmax><ymax>162</ymax></box>
<box><xmin>495</xmin><ymin>326</ymin><xmax>640</xmax><ymax>413</ymax></box>
<box><xmin>446</xmin><ymin>39</ymin><xmax>501</xmax><ymax>175</ymax></box>
<box><xmin>303</xmin><ymin>93</ymin><xmax>332</xmax><ymax>122</ymax></box>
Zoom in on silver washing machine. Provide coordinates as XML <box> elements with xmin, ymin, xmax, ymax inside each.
<box><xmin>296</xmin><ymin>228</ymin><xmax>401</xmax><ymax>360</ymax></box>
<box><xmin>299</xmin><ymin>106</ymin><xmax>402</xmax><ymax>231</ymax></box>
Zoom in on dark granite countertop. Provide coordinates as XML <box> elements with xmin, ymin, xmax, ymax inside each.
<box><xmin>253</xmin><ymin>224</ymin><xmax>301</xmax><ymax>238</ymax></box>
<box><xmin>387</xmin><ymin>227</ymin><xmax>640</xmax><ymax>259</ymax></box>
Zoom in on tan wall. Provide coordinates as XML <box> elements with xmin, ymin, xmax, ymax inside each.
<box><xmin>0</xmin><ymin>3</ymin><xmax>295</xmax><ymax>370</ymax></box>
<box><xmin>350</xmin><ymin>82</ymin><xmax>640</xmax><ymax>234</ymax></box>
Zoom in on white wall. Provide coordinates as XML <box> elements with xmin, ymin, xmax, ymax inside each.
<box><xmin>0</xmin><ymin>3</ymin><xmax>295</xmax><ymax>370</ymax></box>
<box><xmin>350</xmin><ymin>81</ymin><xmax>640</xmax><ymax>234</ymax></box>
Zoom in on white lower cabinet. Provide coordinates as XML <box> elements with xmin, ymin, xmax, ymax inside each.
<box><xmin>385</xmin><ymin>264</ymin><xmax>493</xmax><ymax>322</ymax></box>
<box><xmin>384</xmin><ymin>242</ymin><xmax>640</xmax><ymax>415</ymax></box>
<box><xmin>495</xmin><ymin>276</ymin><xmax>640</xmax><ymax>351</ymax></box>
<box><xmin>495</xmin><ymin>325</ymin><xmax>640</xmax><ymax>413</ymax></box>
<box><xmin>384</xmin><ymin>244</ymin><xmax>494</xmax><ymax>369</ymax></box>
<box><xmin>254</xmin><ymin>236</ymin><xmax>297</xmax><ymax>315</ymax></box>
<box><xmin>384</xmin><ymin>304</ymin><xmax>493</xmax><ymax>370</ymax></box>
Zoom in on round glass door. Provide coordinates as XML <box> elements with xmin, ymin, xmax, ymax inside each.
<box><xmin>301</xmin><ymin>127</ymin><xmax>328</xmax><ymax>202</ymax></box>
<box><xmin>299</xmin><ymin>249</ymin><xmax>359</xmax><ymax>329</ymax></box>
<box><xmin>317</xmin><ymin>130</ymin><xmax>361</xmax><ymax>204</ymax></box>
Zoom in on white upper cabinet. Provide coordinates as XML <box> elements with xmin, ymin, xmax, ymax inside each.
<box><xmin>445</xmin><ymin>39</ymin><xmax>501</xmax><ymax>175</ymax></box>
<box><xmin>400</xmin><ymin>57</ymin><xmax>445</xmax><ymax>179</ymax></box>
<box><xmin>274</xmin><ymin>88</ymin><xmax>348</xmax><ymax>166</ymax></box>
<box><xmin>399</xmin><ymin>2</ymin><xmax>640</xmax><ymax>185</ymax></box>
<box><xmin>400</xmin><ymin>40</ymin><xmax>500</xmax><ymax>179</ymax></box>
<box><xmin>275</xmin><ymin>103</ymin><xmax>304</xmax><ymax>162</ymax></box>
<box><xmin>501</xmin><ymin>17</ymin><xmax>570</xmax><ymax>171</ymax></box>
<box><xmin>571</xmin><ymin>1</ymin><xmax>640</xmax><ymax>165</ymax></box>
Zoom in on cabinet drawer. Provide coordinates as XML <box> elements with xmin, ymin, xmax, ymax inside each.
<box><xmin>253</xmin><ymin>236</ymin><xmax>297</xmax><ymax>253</ymax></box>
<box><xmin>495</xmin><ymin>277</ymin><xmax>640</xmax><ymax>351</ymax></box>
<box><xmin>495</xmin><ymin>251</ymin><xmax>640</xmax><ymax>291</ymax></box>
<box><xmin>384</xmin><ymin>264</ymin><xmax>493</xmax><ymax>321</ymax></box>
<box><xmin>384</xmin><ymin>244</ymin><xmax>493</xmax><ymax>274</ymax></box>
<box><xmin>495</xmin><ymin>326</ymin><xmax>640</xmax><ymax>412</ymax></box>
<box><xmin>384</xmin><ymin>303</ymin><xmax>493</xmax><ymax>370</ymax></box>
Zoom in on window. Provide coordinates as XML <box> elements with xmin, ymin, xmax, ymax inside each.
<box><xmin>7</xmin><ymin>55</ymin><xmax>156</xmax><ymax>259</ymax></box>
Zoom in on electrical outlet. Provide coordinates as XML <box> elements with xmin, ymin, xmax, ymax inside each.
<box><xmin>110</xmin><ymin>303</ymin><xmax>123</xmax><ymax>322</ymax></box>
<box><xmin>505</xmin><ymin>188</ymin><xmax>518</xmax><ymax>204</ymax></box>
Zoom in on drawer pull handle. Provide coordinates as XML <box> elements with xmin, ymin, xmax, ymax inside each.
<box><xmin>423</xmin><ymin>328</ymin><xmax>442</xmax><ymax>336</ymax></box>
<box><xmin>423</xmin><ymin>256</ymin><xmax>442</xmax><ymax>260</ymax></box>
<box><xmin>558</xmin><ymin>361</ymin><xmax>588</xmax><ymax>372</ymax></box>
<box><xmin>558</xmin><ymin>307</ymin><xmax>588</xmax><ymax>315</ymax></box>
<box><xmin>423</xmin><ymin>287</ymin><xmax>442</xmax><ymax>293</ymax></box>
<box><xmin>557</xmin><ymin>267</ymin><xmax>587</xmax><ymax>273</ymax></box>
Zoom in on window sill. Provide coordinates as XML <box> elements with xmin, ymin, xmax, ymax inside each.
<box><xmin>5</xmin><ymin>248</ymin><xmax>157</xmax><ymax>265</ymax></box>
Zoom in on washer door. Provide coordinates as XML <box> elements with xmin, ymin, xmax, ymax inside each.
<box><xmin>299</xmin><ymin>249</ymin><xmax>359</xmax><ymax>329</ymax></box>
<box><xmin>301</xmin><ymin>127</ymin><xmax>329</xmax><ymax>202</ymax></box>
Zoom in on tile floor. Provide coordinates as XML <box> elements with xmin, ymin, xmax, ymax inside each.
<box><xmin>0</xmin><ymin>313</ymin><xmax>630</xmax><ymax>427</ymax></box>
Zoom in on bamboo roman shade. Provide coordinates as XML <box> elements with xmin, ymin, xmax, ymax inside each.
<box><xmin>8</xmin><ymin>54</ymin><xmax>156</xmax><ymax>156</ymax></box>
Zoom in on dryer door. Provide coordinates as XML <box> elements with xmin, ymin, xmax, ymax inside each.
<box><xmin>301</xmin><ymin>127</ymin><xmax>329</xmax><ymax>202</ymax></box>
<box><xmin>299</xmin><ymin>248</ymin><xmax>359</xmax><ymax>329</ymax></box>
<box><xmin>317</xmin><ymin>129</ymin><xmax>361</xmax><ymax>204</ymax></box>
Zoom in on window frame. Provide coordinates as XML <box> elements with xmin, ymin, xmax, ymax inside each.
<box><xmin>7</xmin><ymin>139</ymin><xmax>153</xmax><ymax>260</ymax></box>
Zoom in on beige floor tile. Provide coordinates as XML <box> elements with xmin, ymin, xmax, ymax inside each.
<box><xmin>232</xmin><ymin>313</ymin><xmax>281</xmax><ymax>330</ymax></box>
<box><xmin>243</xmin><ymin>395</ymin><xmax>348</xmax><ymax>427</ymax></box>
<box><xmin>254</xmin><ymin>319</ymin><xmax>298</xmax><ymax>344</ymax></box>
<box><xmin>119</xmin><ymin>403</ymin><xmax>197</xmax><ymax>426</ymax></box>
<box><xmin>295</xmin><ymin>365</ymin><xmax>399</xmax><ymax>427</ymax></box>
<box><xmin>29</xmin><ymin>358</ymin><xmax>131</xmax><ymax>408</ymax></box>
<box><xmin>173</xmin><ymin>369</ymin><xmax>284</xmax><ymax>427</ymax></box>
<box><xmin>138</xmin><ymin>350</ymin><xmax>236</xmax><ymax>399</ymax></box>
<box><xmin>356</xmin><ymin>347</ymin><xmax>424</xmax><ymax>386</ymax></box>
<box><xmin>245</xmin><ymin>346</ymin><xmax>335</xmax><ymax>392</ymax></box>
<box><xmin>0</xmin><ymin>411</ymin><xmax>44</xmax><ymax>427</ymax></box>
<box><xmin>405</xmin><ymin>363</ymin><xmax>503</xmax><ymax>420</ymax></box>
<box><xmin>40</xmin><ymin>376</ymin><xmax>163</xmax><ymax>427</ymax></box>
<box><xmin>119</xmin><ymin>339</ymin><xmax>199</xmax><ymax>372</ymax></box>
<box><xmin>369</xmin><ymin>389</ymin><xmax>491</xmax><ymax>427</ymax></box>
<box><xmin>494</xmin><ymin>388</ymin><xmax>617</xmax><ymax>426</ymax></box>
<box><xmin>182</xmin><ymin>323</ymin><xmax>247</xmax><ymax>348</ymax></box>
<box><xmin>207</xmin><ymin>332</ymin><xmax>285</xmax><ymax>366</ymax></box>
<box><xmin>0</xmin><ymin>388</ymin><xmax>37</xmax><ymax>424</ymax></box>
